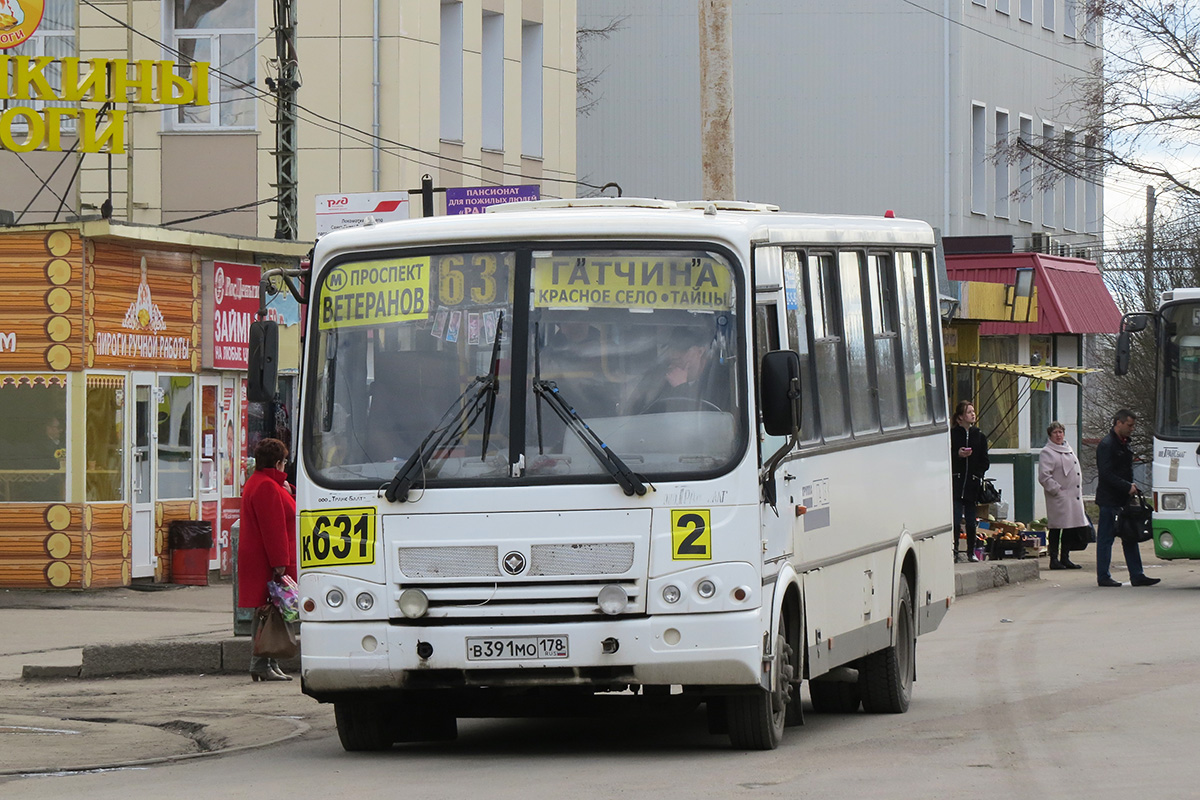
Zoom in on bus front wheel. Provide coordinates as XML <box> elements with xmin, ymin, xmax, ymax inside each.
<box><xmin>859</xmin><ymin>578</ymin><xmax>915</xmax><ymax>713</ymax></box>
<box><xmin>334</xmin><ymin>700</ymin><xmax>395</xmax><ymax>751</ymax></box>
<box><xmin>725</xmin><ymin>616</ymin><xmax>794</xmax><ymax>750</ymax></box>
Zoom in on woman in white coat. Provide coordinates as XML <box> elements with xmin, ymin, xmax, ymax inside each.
<box><xmin>1038</xmin><ymin>421</ymin><xmax>1090</xmax><ymax>570</ymax></box>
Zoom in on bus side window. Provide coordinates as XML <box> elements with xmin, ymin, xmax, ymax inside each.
<box><xmin>755</xmin><ymin>302</ymin><xmax>785</xmax><ymax>464</ymax></box>
<box><xmin>783</xmin><ymin>249</ymin><xmax>819</xmax><ymax>444</ymax></box>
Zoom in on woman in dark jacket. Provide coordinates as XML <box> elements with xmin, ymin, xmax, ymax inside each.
<box><xmin>950</xmin><ymin>401</ymin><xmax>990</xmax><ymax>561</ymax></box>
<box><xmin>237</xmin><ymin>437</ymin><xmax>297</xmax><ymax>681</ymax></box>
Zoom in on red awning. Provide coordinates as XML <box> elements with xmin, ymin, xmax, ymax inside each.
<box><xmin>946</xmin><ymin>252</ymin><xmax>1121</xmax><ymax>335</ymax></box>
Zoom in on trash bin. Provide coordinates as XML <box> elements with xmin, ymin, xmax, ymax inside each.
<box><xmin>168</xmin><ymin>520</ymin><xmax>213</xmax><ymax>586</ymax></box>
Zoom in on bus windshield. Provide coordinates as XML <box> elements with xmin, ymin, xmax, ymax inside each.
<box><xmin>1160</xmin><ymin>300</ymin><xmax>1200</xmax><ymax>441</ymax></box>
<box><xmin>305</xmin><ymin>245</ymin><xmax>745</xmax><ymax>489</ymax></box>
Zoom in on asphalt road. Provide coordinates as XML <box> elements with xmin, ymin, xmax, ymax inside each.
<box><xmin>3</xmin><ymin>555</ymin><xmax>1198</xmax><ymax>799</ymax></box>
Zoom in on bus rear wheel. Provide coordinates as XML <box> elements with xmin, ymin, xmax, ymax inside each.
<box><xmin>859</xmin><ymin>579</ymin><xmax>915</xmax><ymax>713</ymax></box>
<box><xmin>809</xmin><ymin>679</ymin><xmax>861</xmax><ymax>713</ymax></box>
<box><xmin>726</xmin><ymin>620</ymin><xmax>794</xmax><ymax>750</ymax></box>
<box><xmin>334</xmin><ymin>700</ymin><xmax>395</xmax><ymax>751</ymax></box>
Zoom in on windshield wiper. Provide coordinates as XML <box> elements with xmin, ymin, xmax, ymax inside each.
<box><xmin>384</xmin><ymin>317</ymin><xmax>504</xmax><ymax>503</ymax></box>
<box><xmin>532</xmin><ymin>379</ymin><xmax>648</xmax><ymax>497</ymax></box>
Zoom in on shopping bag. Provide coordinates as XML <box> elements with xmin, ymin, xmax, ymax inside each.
<box><xmin>252</xmin><ymin>603</ymin><xmax>299</xmax><ymax>659</ymax></box>
<box><xmin>267</xmin><ymin>575</ymin><xmax>300</xmax><ymax>622</ymax></box>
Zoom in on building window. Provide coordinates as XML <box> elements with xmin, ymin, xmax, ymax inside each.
<box><xmin>1064</xmin><ymin>130</ymin><xmax>1077</xmax><ymax>231</ymax></box>
<box><xmin>972</xmin><ymin>0</ymin><xmax>986</xmax><ymax>6</ymax></box>
<box><xmin>521</xmin><ymin>21</ymin><xmax>543</xmax><ymax>158</ymax></box>
<box><xmin>169</xmin><ymin>0</ymin><xmax>256</xmax><ymax>129</ymax></box>
<box><xmin>1042</xmin><ymin>122</ymin><xmax>1056</xmax><ymax>228</ymax></box>
<box><xmin>156</xmin><ymin>376</ymin><xmax>194</xmax><ymax>500</ymax></box>
<box><xmin>1083</xmin><ymin>4</ymin><xmax>1098</xmax><ymax>44</ymax></box>
<box><xmin>1064</xmin><ymin>0</ymin><xmax>1077</xmax><ymax>38</ymax></box>
<box><xmin>1019</xmin><ymin>116</ymin><xmax>1033</xmax><ymax>223</ymax></box>
<box><xmin>997</xmin><ymin>0</ymin><xmax>1010</xmax><ymax>14</ymax></box>
<box><xmin>482</xmin><ymin>11</ymin><xmax>504</xmax><ymax>151</ymax></box>
<box><xmin>0</xmin><ymin>376</ymin><xmax>67</xmax><ymax>502</ymax></box>
<box><xmin>972</xmin><ymin>104</ymin><xmax>987</xmax><ymax>215</ymax></box>
<box><xmin>440</xmin><ymin>0</ymin><xmax>464</xmax><ymax>142</ymax></box>
<box><xmin>1030</xmin><ymin>337</ymin><xmax>1053</xmax><ymax>444</ymax></box>
<box><xmin>996</xmin><ymin>110</ymin><xmax>1010</xmax><ymax>218</ymax></box>
<box><xmin>1</xmin><ymin>0</ymin><xmax>75</xmax><ymax>129</ymax></box>
<box><xmin>87</xmin><ymin>376</ymin><xmax>125</xmax><ymax>502</ymax></box>
<box><xmin>1019</xmin><ymin>0</ymin><xmax>1032</xmax><ymax>23</ymax></box>
<box><xmin>1043</xmin><ymin>0</ymin><xmax>1055</xmax><ymax>30</ymax></box>
<box><xmin>978</xmin><ymin>337</ymin><xmax>1019</xmax><ymax>448</ymax></box>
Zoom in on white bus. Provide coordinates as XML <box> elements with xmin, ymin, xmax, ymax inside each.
<box><xmin>1118</xmin><ymin>288</ymin><xmax>1200</xmax><ymax>559</ymax></box>
<box><xmin>283</xmin><ymin>198</ymin><xmax>955</xmax><ymax>751</ymax></box>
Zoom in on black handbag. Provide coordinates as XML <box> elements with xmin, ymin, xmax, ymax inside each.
<box><xmin>1116</xmin><ymin>491</ymin><xmax>1153</xmax><ymax>544</ymax></box>
<box><xmin>975</xmin><ymin>476</ymin><xmax>1002</xmax><ymax>505</ymax></box>
<box><xmin>1064</xmin><ymin>522</ymin><xmax>1096</xmax><ymax>552</ymax></box>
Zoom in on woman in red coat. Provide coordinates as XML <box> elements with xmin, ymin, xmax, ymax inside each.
<box><xmin>238</xmin><ymin>437</ymin><xmax>297</xmax><ymax>681</ymax></box>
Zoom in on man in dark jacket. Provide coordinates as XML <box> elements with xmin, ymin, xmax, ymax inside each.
<box><xmin>1095</xmin><ymin>409</ymin><xmax>1160</xmax><ymax>587</ymax></box>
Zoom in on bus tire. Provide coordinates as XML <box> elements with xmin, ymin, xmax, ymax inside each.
<box><xmin>809</xmin><ymin>679</ymin><xmax>861</xmax><ymax>713</ymax></box>
<box><xmin>334</xmin><ymin>700</ymin><xmax>395</xmax><ymax>751</ymax></box>
<box><xmin>859</xmin><ymin>578</ymin><xmax>915</xmax><ymax>714</ymax></box>
<box><xmin>725</xmin><ymin>620</ymin><xmax>792</xmax><ymax>750</ymax></box>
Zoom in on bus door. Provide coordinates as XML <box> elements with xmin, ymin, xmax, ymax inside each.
<box><xmin>755</xmin><ymin>296</ymin><xmax>793</xmax><ymax>565</ymax></box>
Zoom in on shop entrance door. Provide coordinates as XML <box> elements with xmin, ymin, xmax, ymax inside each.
<box><xmin>131</xmin><ymin>372</ymin><xmax>157</xmax><ymax>578</ymax></box>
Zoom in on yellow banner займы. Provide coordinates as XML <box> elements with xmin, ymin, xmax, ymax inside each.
<box><xmin>318</xmin><ymin>257</ymin><xmax>431</xmax><ymax>330</ymax></box>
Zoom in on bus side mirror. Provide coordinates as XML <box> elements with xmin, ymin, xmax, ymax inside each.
<box><xmin>1115</xmin><ymin>331</ymin><xmax>1131</xmax><ymax>376</ymax></box>
<box><xmin>761</xmin><ymin>349</ymin><xmax>802</xmax><ymax>436</ymax></box>
<box><xmin>247</xmin><ymin>320</ymin><xmax>279</xmax><ymax>402</ymax></box>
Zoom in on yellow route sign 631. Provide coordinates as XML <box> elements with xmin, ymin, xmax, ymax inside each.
<box><xmin>300</xmin><ymin>508</ymin><xmax>376</xmax><ymax>568</ymax></box>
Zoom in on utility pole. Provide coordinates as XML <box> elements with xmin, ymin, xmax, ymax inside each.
<box><xmin>271</xmin><ymin>0</ymin><xmax>299</xmax><ymax>240</ymax></box>
<box><xmin>699</xmin><ymin>0</ymin><xmax>735</xmax><ymax>201</ymax></box>
<box><xmin>407</xmin><ymin>175</ymin><xmax>446</xmax><ymax>218</ymax></box>
<box><xmin>1144</xmin><ymin>185</ymin><xmax>1156</xmax><ymax>312</ymax></box>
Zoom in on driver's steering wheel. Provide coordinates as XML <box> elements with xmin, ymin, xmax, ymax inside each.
<box><xmin>640</xmin><ymin>396</ymin><xmax>721</xmax><ymax>414</ymax></box>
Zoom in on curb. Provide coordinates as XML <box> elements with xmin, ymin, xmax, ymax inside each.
<box><xmin>954</xmin><ymin>559</ymin><xmax>1040</xmax><ymax>597</ymax></box>
<box><xmin>41</xmin><ymin>638</ymin><xmax>303</xmax><ymax>680</ymax></box>
<box><xmin>22</xmin><ymin>564</ymin><xmax>1039</xmax><ymax>680</ymax></box>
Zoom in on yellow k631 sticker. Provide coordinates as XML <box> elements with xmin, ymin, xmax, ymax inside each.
<box><xmin>671</xmin><ymin>508</ymin><xmax>712</xmax><ymax>560</ymax></box>
<box><xmin>300</xmin><ymin>508</ymin><xmax>376</xmax><ymax>569</ymax></box>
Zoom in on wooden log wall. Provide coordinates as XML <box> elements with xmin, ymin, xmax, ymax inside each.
<box><xmin>0</xmin><ymin>231</ymin><xmax>84</xmax><ymax>372</ymax></box>
<box><xmin>85</xmin><ymin>240</ymin><xmax>201</xmax><ymax>372</ymax></box>
<box><xmin>0</xmin><ymin>502</ymin><xmax>131</xmax><ymax>589</ymax></box>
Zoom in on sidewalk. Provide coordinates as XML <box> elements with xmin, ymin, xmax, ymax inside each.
<box><xmin>0</xmin><ymin>557</ymin><xmax>1040</xmax><ymax>682</ymax></box>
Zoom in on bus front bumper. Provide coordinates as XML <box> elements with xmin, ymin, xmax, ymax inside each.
<box><xmin>300</xmin><ymin>610</ymin><xmax>767</xmax><ymax>696</ymax></box>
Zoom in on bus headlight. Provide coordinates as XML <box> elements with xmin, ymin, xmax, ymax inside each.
<box><xmin>326</xmin><ymin>588</ymin><xmax>345</xmax><ymax>608</ymax></box>
<box><xmin>399</xmin><ymin>588</ymin><xmax>429</xmax><ymax>619</ymax></box>
<box><xmin>1160</xmin><ymin>532</ymin><xmax>1175</xmax><ymax>550</ymax></box>
<box><xmin>662</xmin><ymin>584</ymin><xmax>682</xmax><ymax>604</ymax></box>
<box><xmin>355</xmin><ymin>592</ymin><xmax>375</xmax><ymax>611</ymax></box>
<box><xmin>696</xmin><ymin>579</ymin><xmax>717</xmax><ymax>598</ymax></box>
<box><xmin>1161</xmin><ymin>493</ymin><xmax>1187</xmax><ymax>511</ymax></box>
<box><xmin>598</xmin><ymin>584</ymin><xmax>629</xmax><ymax>615</ymax></box>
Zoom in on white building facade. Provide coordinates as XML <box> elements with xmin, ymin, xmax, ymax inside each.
<box><xmin>578</xmin><ymin>0</ymin><xmax>1101</xmax><ymax>254</ymax></box>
